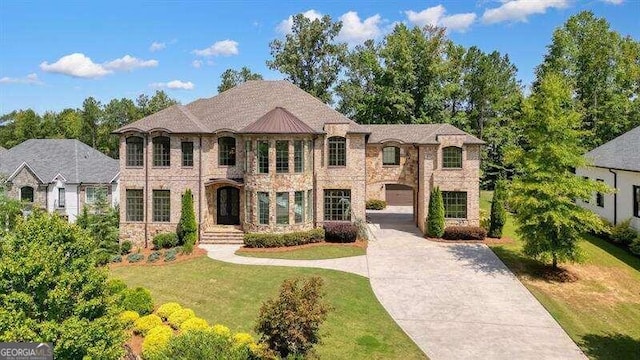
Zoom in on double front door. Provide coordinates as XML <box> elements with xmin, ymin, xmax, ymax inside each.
<box><xmin>217</xmin><ymin>186</ymin><xmax>240</xmax><ymax>225</ymax></box>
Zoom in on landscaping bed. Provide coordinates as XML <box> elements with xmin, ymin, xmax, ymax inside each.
<box><xmin>236</xmin><ymin>241</ymin><xmax>367</xmax><ymax>260</ymax></box>
<box><xmin>109</xmin><ymin>246</ymin><xmax>206</xmax><ymax>268</ymax></box>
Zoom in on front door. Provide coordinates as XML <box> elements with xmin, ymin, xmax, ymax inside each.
<box><xmin>217</xmin><ymin>186</ymin><xmax>240</xmax><ymax>225</ymax></box>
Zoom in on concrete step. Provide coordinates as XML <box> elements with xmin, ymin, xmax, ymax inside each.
<box><xmin>200</xmin><ymin>229</ymin><xmax>245</xmax><ymax>244</ymax></box>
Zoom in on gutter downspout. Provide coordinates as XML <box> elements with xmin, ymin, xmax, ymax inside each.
<box><xmin>312</xmin><ymin>136</ymin><xmax>317</xmax><ymax>228</ymax></box>
<box><xmin>198</xmin><ymin>136</ymin><xmax>203</xmax><ymax>242</ymax></box>
<box><xmin>414</xmin><ymin>143</ymin><xmax>419</xmax><ymax>227</ymax></box>
<box><xmin>609</xmin><ymin>169</ymin><xmax>618</xmax><ymax>225</ymax></box>
<box><xmin>144</xmin><ymin>134</ymin><xmax>149</xmax><ymax>248</ymax></box>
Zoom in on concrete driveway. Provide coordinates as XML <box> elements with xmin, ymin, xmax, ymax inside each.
<box><xmin>366</xmin><ymin>207</ymin><xmax>585</xmax><ymax>360</ymax></box>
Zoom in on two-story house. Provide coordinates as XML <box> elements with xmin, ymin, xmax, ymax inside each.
<box><xmin>114</xmin><ymin>81</ymin><xmax>483</xmax><ymax>247</ymax></box>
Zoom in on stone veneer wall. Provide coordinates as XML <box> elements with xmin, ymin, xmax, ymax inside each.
<box><xmin>5</xmin><ymin>167</ymin><xmax>47</xmax><ymax>209</ymax></box>
<box><xmin>365</xmin><ymin>144</ymin><xmax>419</xmax><ymax>201</ymax></box>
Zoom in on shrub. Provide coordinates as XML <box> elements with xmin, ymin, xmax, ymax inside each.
<box><xmin>630</xmin><ymin>236</ymin><xmax>640</xmax><ymax>256</ymax></box>
<box><xmin>426</xmin><ymin>187</ymin><xmax>445</xmax><ymax>238</ymax></box>
<box><xmin>180</xmin><ymin>317</ymin><xmax>209</xmax><ymax>332</ymax></box>
<box><xmin>232</xmin><ymin>332</ymin><xmax>255</xmax><ymax>347</ymax></box>
<box><xmin>133</xmin><ymin>314</ymin><xmax>163</xmax><ymax>335</ymax></box>
<box><xmin>156</xmin><ymin>302</ymin><xmax>182</xmax><ymax>320</ymax></box>
<box><xmin>110</xmin><ymin>254</ymin><xmax>123</xmax><ymax>263</ymax></box>
<box><xmin>120</xmin><ymin>240</ymin><xmax>133</xmax><ymax>255</ymax></box>
<box><xmin>119</xmin><ymin>310</ymin><xmax>140</xmax><ymax>329</ymax></box>
<box><xmin>243</xmin><ymin>228</ymin><xmax>325</xmax><ymax>248</ymax></box>
<box><xmin>155</xmin><ymin>329</ymin><xmax>251</xmax><ymax>360</ymax></box>
<box><xmin>354</xmin><ymin>218</ymin><xmax>369</xmax><ymax>241</ymax></box>
<box><xmin>121</xmin><ymin>287</ymin><xmax>154</xmax><ymax>315</ymax></box>
<box><xmin>488</xmin><ymin>180</ymin><xmax>508</xmax><ymax>238</ymax></box>
<box><xmin>210</xmin><ymin>324</ymin><xmax>231</xmax><ymax>338</ymax></box>
<box><xmin>127</xmin><ymin>253</ymin><xmax>144</xmax><ymax>263</ymax></box>
<box><xmin>610</xmin><ymin>219</ymin><xmax>638</xmax><ymax>246</ymax></box>
<box><xmin>153</xmin><ymin>233</ymin><xmax>179</xmax><ymax>250</ymax></box>
<box><xmin>105</xmin><ymin>278</ymin><xmax>128</xmax><ymax>296</ymax></box>
<box><xmin>324</xmin><ymin>222</ymin><xmax>358</xmax><ymax>243</ymax></box>
<box><xmin>365</xmin><ymin>199</ymin><xmax>387</xmax><ymax>210</ymax></box>
<box><xmin>177</xmin><ymin>189</ymin><xmax>198</xmax><ymax>244</ymax></box>
<box><xmin>142</xmin><ymin>325</ymin><xmax>173</xmax><ymax>360</ymax></box>
<box><xmin>255</xmin><ymin>277</ymin><xmax>330</xmax><ymax>358</ymax></box>
<box><xmin>479</xmin><ymin>209</ymin><xmax>490</xmax><ymax>232</ymax></box>
<box><xmin>182</xmin><ymin>232</ymin><xmax>196</xmax><ymax>254</ymax></box>
<box><xmin>168</xmin><ymin>308</ymin><xmax>195</xmax><ymax>329</ymax></box>
<box><xmin>164</xmin><ymin>252</ymin><xmax>177</xmax><ymax>262</ymax></box>
<box><xmin>147</xmin><ymin>251</ymin><xmax>162</xmax><ymax>263</ymax></box>
<box><xmin>442</xmin><ymin>226</ymin><xmax>487</xmax><ymax>240</ymax></box>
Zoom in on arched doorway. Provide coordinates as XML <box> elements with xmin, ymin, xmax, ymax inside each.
<box><xmin>217</xmin><ymin>186</ymin><xmax>240</xmax><ymax>225</ymax></box>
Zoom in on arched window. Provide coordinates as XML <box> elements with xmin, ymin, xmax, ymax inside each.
<box><xmin>382</xmin><ymin>146</ymin><xmax>400</xmax><ymax>165</ymax></box>
<box><xmin>21</xmin><ymin>186</ymin><xmax>34</xmax><ymax>203</ymax></box>
<box><xmin>219</xmin><ymin>137</ymin><xmax>236</xmax><ymax>166</ymax></box>
<box><xmin>328</xmin><ymin>136</ymin><xmax>346</xmax><ymax>166</ymax></box>
<box><xmin>442</xmin><ymin>146</ymin><xmax>462</xmax><ymax>168</ymax></box>
<box><xmin>152</xmin><ymin>136</ymin><xmax>171</xmax><ymax>167</ymax></box>
<box><xmin>126</xmin><ymin>136</ymin><xmax>144</xmax><ymax>167</ymax></box>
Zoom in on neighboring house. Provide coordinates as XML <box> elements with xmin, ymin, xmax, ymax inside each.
<box><xmin>0</xmin><ymin>139</ymin><xmax>120</xmax><ymax>222</ymax></box>
<box><xmin>577</xmin><ymin>126</ymin><xmax>640</xmax><ymax>231</ymax></box>
<box><xmin>114</xmin><ymin>80</ymin><xmax>483</xmax><ymax>247</ymax></box>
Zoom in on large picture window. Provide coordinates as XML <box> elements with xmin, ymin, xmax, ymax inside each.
<box><xmin>276</xmin><ymin>141</ymin><xmax>289</xmax><ymax>173</ymax></box>
<box><xmin>126</xmin><ymin>189</ymin><xmax>144</xmax><ymax>222</ymax></box>
<box><xmin>442</xmin><ymin>191</ymin><xmax>467</xmax><ymax>219</ymax></box>
<box><xmin>153</xmin><ymin>136</ymin><xmax>171</xmax><ymax>167</ymax></box>
<box><xmin>20</xmin><ymin>186</ymin><xmax>34</xmax><ymax>203</ymax></box>
<box><xmin>126</xmin><ymin>136</ymin><xmax>144</xmax><ymax>167</ymax></box>
<box><xmin>324</xmin><ymin>189</ymin><xmax>351</xmax><ymax>221</ymax></box>
<box><xmin>328</xmin><ymin>136</ymin><xmax>346</xmax><ymax>166</ymax></box>
<box><xmin>152</xmin><ymin>190</ymin><xmax>170</xmax><ymax>222</ymax></box>
<box><xmin>633</xmin><ymin>185</ymin><xmax>639</xmax><ymax>218</ymax></box>
<box><xmin>86</xmin><ymin>186</ymin><xmax>107</xmax><ymax>204</ymax></box>
<box><xmin>442</xmin><ymin>146</ymin><xmax>462</xmax><ymax>168</ymax></box>
<box><xmin>382</xmin><ymin>146</ymin><xmax>400</xmax><ymax>165</ymax></box>
<box><xmin>294</xmin><ymin>191</ymin><xmax>304</xmax><ymax>223</ymax></box>
<box><xmin>276</xmin><ymin>192</ymin><xmax>289</xmax><ymax>224</ymax></box>
<box><xmin>181</xmin><ymin>141</ymin><xmax>194</xmax><ymax>167</ymax></box>
<box><xmin>257</xmin><ymin>141</ymin><xmax>269</xmax><ymax>174</ymax></box>
<box><xmin>219</xmin><ymin>137</ymin><xmax>236</xmax><ymax>166</ymax></box>
<box><xmin>258</xmin><ymin>192</ymin><xmax>269</xmax><ymax>225</ymax></box>
<box><xmin>294</xmin><ymin>140</ymin><xmax>304</xmax><ymax>173</ymax></box>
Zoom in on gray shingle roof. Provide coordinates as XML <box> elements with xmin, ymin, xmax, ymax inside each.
<box><xmin>240</xmin><ymin>107</ymin><xmax>320</xmax><ymax>134</ymax></box>
<box><xmin>0</xmin><ymin>139</ymin><xmax>119</xmax><ymax>184</ymax></box>
<box><xmin>114</xmin><ymin>80</ymin><xmax>368</xmax><ymax>134</ymax></box>
<box><xmin>585</xmin><ymin>125</ymin><xmax>640</xmax><ymax>172</ymax></box>
<box><xmin>365</xmin><ymin>124</ymin><xmax>484</xmax><ymax>145</ymax></box>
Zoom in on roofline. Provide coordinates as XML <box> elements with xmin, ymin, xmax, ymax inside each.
<box><xmin>585</xmin><ymin>164</ymin><xmax>640</xmax><ymax>174</ymax></box>
<box><xmin>51</xmin><ymin>172</ymin><xmax>68</xmax><ymax>183</ymax></box>
<box><xmin>109</xmin><ymin>171</ymin><xmax>121</xmax><ymax>183</ymax></box>
<box><xmin>7</xmin><ymin>161</ymin><xmax>45</xmax><ymax>184</ymax></box>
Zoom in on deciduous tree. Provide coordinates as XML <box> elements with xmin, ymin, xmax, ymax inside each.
<box><xmin>218</xmin><ymin>67</ymin><xmax>263</xmax><ymax>93</ymax></box>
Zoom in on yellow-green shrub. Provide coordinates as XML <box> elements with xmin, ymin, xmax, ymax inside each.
<box><xmin>142</xmin><ymin>325</ymin><xmax>173</xmax><ymax>360</ymax></box>
<box><xmin>167</xmin><ymin>308</ymin><xmax>195</xmax><ymax>329</ymax></box>
<box><xmin>210</xmin><ymin>324</ymin><xmax>231</xmax><ymax>338</ymax></box>
<box><xmin>232</xmin><ymin>332</ymin><xmax>254</xmax><ymax>347</ymax></box>
<box><xmin>179</xmin><ymin>317</ymin><xmax>209</xmax><ymax>332</ymax></box>
<box><xmin>156</xmin><ymin>302</ymin><xmax>182</xmax><ymax>320</ymax></box>
<box><xmin>119</xmin><ymin>310</ymin><xmax>140</xmax><ymax>329</ymax></box>
<box><xmin>134</xmin><ymin>314</ymin><xmax>163</xmax><ymax>335</ymax></box>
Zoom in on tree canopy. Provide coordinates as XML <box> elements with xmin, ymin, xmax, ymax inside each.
<box><xmin>218</xmin><ymin>67</ymin><xmax>263</xmax><ymax>93</ymax></box>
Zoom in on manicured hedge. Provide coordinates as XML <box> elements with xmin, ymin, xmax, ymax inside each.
<box><xmin>324</xmin><ymin>222</ymin><xmax>358</xmax><ymax>243</ymax></box>
<box><xmin>365</xmin><ymin>199</ymin><xmax>387</xmax><ymax>210</ymax></box>
<box><xmin>442</xmin><ymin>226</ymin><xmax>487</xmax><ymax>240</ymax></box>
<box><xmin>153</xmin><ymin>232</ymin><xmax>179</xmax><ymax>249</ymax></box>
<box><xmin>243</xmin><ymin>228</ymin><xmax>325</xmax><ymax>248</ymax></box>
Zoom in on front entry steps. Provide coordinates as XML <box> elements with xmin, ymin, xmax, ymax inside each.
<box><xmin>200</xmin><ymin>225</ymin><xmax>245</xmax><ymax>244</ymax></box>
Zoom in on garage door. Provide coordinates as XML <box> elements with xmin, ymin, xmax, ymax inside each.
<box><xmin>385</xmin><ymin>184</ymin><xmax>413</xmax><ymax>206</ymax></box>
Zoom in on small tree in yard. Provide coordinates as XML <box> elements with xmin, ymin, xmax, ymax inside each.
<box><xmin>506</xmin><ymin>73</ymin><xmax>610</xmax><ymax>269</ymax></box>
<box><xmin>488</xmin><ymin>180</ymin><xmax>508</xmax><ymax>238</ymax></box>
<box><xmin>255</xmin><ymin>277</ymin><xmax>330</xmax><ymax>358</ymax></box>
<box><xmin>177</xmin><ymin>189</ymin><xmax>197</xmax><ymax>253</ymax></box>
<box><xmin>426</xmin><ymin>187</ymin><xmax>445</xmax><ymax>238</ymax></box>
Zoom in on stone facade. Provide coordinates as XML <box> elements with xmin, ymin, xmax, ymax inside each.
<box><xmin>5</xmin><ymin>166</ymin><xmax>47</xmax><ymax>209</ymax></box>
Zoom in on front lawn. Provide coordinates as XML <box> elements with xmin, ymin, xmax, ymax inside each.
<box><xmin>111</xmin><ymin>257</ymin><xmax>425</xmax><ymax>360</ymax></box>
<box><xmin>482</xmin><ymin>191</ymin><xmax>640</xmax><ymax>359</ymax></box>
<box><xmin>235</xmin><ymin>243</ymin><xmax>366</xmax><ymax>260</ymax></box>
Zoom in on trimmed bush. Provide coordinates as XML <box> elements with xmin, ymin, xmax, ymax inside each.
<box><xmin>155</xmin><ymin>329</ymin><xmax>251</xmax><ymax>360</ymax></box>
<box><xmin>178</xmin><ymin>189</ymin><xmax>198</xmax><ymax>255</ymax></box>
<box><xmin>105</xmin><ymin>278</ymin><xmax>127</xmax><ymax>296</ymax></box>
<box><xmin>120</xmin><ymin>240</ymin><xmax>133</xmax><ymax>255</ymax></box>
<box><xmin>426</xmin><ymin>187</ymin><xmax>445</xmax><ymax>238</ymax></box>
<box><xmin>182</xmin><ymin>232</ymin><xmax>196</xmax><ymax>254</ymax></box>
<box><xmin>153</xmin><ymin>233</ymin><xmax>179</xmax><ymax>250</ymax></box>
<box><xmin>156</xmin><ymin>302</ymin><xmax>182</xmax><ymax>320</ymax></box>
<box><xmin>147</xmin><ymin>251</ymin><xmax>162</xmax><ymax>263</ymax></box>
<box><xmin>110</xmin><ymin>254</ymin><xmax>122</xmax><ymax>263</ymax></box>
<box><xmin>168</xmin><ymin>308</ymin><xmax>195</xmax><ymax>329</ymax></box>
<box><xmin>244</xmin><ymin>228</ymin><xmax>325</xmax><ymax>248</ymax></box>
<box><xmin>610</xmin><ymin>219</ymin><xmax>638</xmax><ymax>246</ymax></box>
<box><xmin>133</xmin><ymin>314</ymin><xmax>163</xmax><ymax>335</ymax></box>
<box><xmin>121</xmin><ymin>287</ymin><xmax>154</xmax><ymax>315</ymax></box>
<box><xmin>488</xmin><ymin>180</ymin><xmax>508</xmax><ymax>238</ymax></box>
<box><xmin>365</xmin><ymin>199</ymin><xmax>387</xmax><ymax>210</ymax></box>
<box><xmin>324</xmin><ymin>222</ymin><xmax>358</xmax><ymax>243</ymax></box>
<box><xmin>630</xmin><ymin>236</ymin><xmax>640</xmax><ymax>256</ymax></box>
<box><xmin>119</xmin><ymin>310</ymin><xmax>140</xmax><ymax>329</ymax></box>
<box><xmin>127</xmin><ymin>253</ymin><xmax>144</xmax><ymax>263</ymax></box>
<box><xmin>142</xmin><ymin>325</ymin><xmax>173</xmax><ymax>360</ymax></box>
<box><xmin>180</xmin><ymin>317</ymin><xmax>209</xmax><ymax>332</ymax></box>
<box><xmin>210</xmin><ymin>324</ymin><xmax>231</xmax><ymax>338</ymax></box>
<box><xmin>479</xmin><ymin>209</ymin><xmax>490</xmax><ymax>232</ymax></box>
<box><xmin>232</xmin><ymin>332</ymin><xmax>255</xmax><ymax>347</ymax></box>
<box><xmin>164</xmin><ymin>251</ymin><xmax>177</xmax><ymax>262</ymax></box>
<box><xmin>442</xmin><ymin>226</ymin><xmax>487</xmax><ymax>240</ymax></box>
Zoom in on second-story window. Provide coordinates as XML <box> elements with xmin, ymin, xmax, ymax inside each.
<box><xmin>276</xmin><ymin>140</ymin><xmax>289</xmax><ymax>173</ymax></box>
<box><xmin>257</xmin><ymin>140</ymin><xmax>269</xmax><ymax>173</ymax></box>
<box><xmin>153</xmin><ymin>136</ymin><xmax>171</xmax><ymax>167</ymax></box>
<box><xmin>181</xmin><ymin>141</ymin><xmax>193</xmax><ymax>167</ymax></box>
<box><xmin>219</xmin><ymin>137</ymin><xmax>236</xmax><ymax>166</ymax></box>
<box><xmin>442</xmin><ymin>146</ymin><xmax>462</xmax><ymax>169</ymax></box>
<box><xmin>294</xmin><ymin>140</ymin><xmax>304</xmax><ymax>172</ymax></box>
<box><xmin>126</xmin><ymin>136</ymin><xmax>144</xmax><ymax>167</ymax></box>
<box><xmin>328</xmin><ymin>136</ymin><xmax>346</xmax><ymax>166</ymax></box>
<box><xmin>382</xmin><ymin>146</ymin><xmax>400</xmax><ymax>165</ymax></box>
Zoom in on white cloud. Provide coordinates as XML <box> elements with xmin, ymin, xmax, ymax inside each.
<box><xmin>276</xmin><ymin>9</ymin><xmax>323</xmax><ymax>34</ymax></box>
<box><xmin>337</xmin><ymin>11</ymin><xmax>382</xmax><ymax>44</ymax></box>
<box><xmin>40</xmin><ymin>53</ymin><xmax>112</xmax><ymax>78</ymax></box>
<box><xmin>482</xmin><ymin>0</ymin><xmax>569</xmax><ymax>24</ymax></box>
<box><xmin>150</xmin><ymin>80</ymin><xmax>194</xmax><ymax>90</ymax></box>
<box><xmin>193</xmin><ymin>40</ymin><xmax>239</xmax><ymax>57</ymax></box>
<box><xmin>0</xmin><ymin>73</ymin><xmax>43</xmax><ymax>85</ymax></box>
<box><xmin>192</xmin><ymin>60</ymin><xmax>203</xmax><ymax>68</ymax></box>
<box><xmin>405</xmin><ymin>5</ymin><xmax>476</xmax><ymax>32</ymax></box>
<box><xmin>149</xmin><ymin>41</ymin><xmax>166</xmax><ymax>52</ymax></box>
<box><xmin>601</xmin><ymin>0</ymin><xmax>624</xmax><ymax>4</ymax></box>
<box><xmin>103</xmin><ymin>55</ymin><xmax>158</xmax><ymax>71</ymax></box>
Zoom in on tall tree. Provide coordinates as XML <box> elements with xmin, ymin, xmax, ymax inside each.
<box><xmin>218</xmin><ymin>67</ymin><xmax>263</xmax><ymax>93</ymax></box>
<box><xmin>267</xmin><ymin>14</ymin><xmax>347</xmax><ymax>103</ymax></box>
<box><xmin>81</xmin><ymin>97</ymin><xmax>102</xmax><ymax>148</ymax></box>
<box><xmin>101</xmin><ymin>98</ymin><xmax>141</xmax><ymax>157</ymax></box>
<box><xmin>506</xmin><ymin>73</ymin><xmax>609</xmax><ymax>269</ymax></box>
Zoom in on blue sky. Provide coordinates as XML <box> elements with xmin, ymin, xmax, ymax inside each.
<box><xmin>0</xmin><ymin>0</ymin><xmax>638</xmax><ymax>114</ymax></box>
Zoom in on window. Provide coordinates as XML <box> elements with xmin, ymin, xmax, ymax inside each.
<box><xmin>58</xmin><ymin>188</ymin><xmax>65</xmax><ymax>208</ymax></box>
<box><xmin>634</xmin><ymin>186</ymin><xmax>640</xmax><ymax>218</ymax></box>
<box><xmin>126</xmin><ymin>189</ymin><xmax>144</xmax><ymax>222</ymax></box>
<box><xmin>181</xmin><ymin>141</ymin><xmax>194</xmax><ymax>167</ymax></box>
<box><xmin>152</xmin><ymin>190</ymin><xmax>170</xmax><ymax>222</ymax></box>
<box><xmin>294</xmin><ymin>140</ymin><xmax>304</xmax><ymax>172</ymax></box>
<box><xmin>294</xmin><ymin>191</ymin><xmax>304</xmax><ymax>223</ymax></box>
<box><xmin>153</xmin><ymin>136</ymin><xmax>171</xmax><ymax>167</ymax></box>
<box><xmin>126</xmin><ymin>136</ymin><xmax>144</xmax><ymax>167</ymax></box>
<box><xmin>219</xmin><ymin>137</ymin><xmax>236</xmax><ymax>166</ymax></box>
<box><xmin>382</xmin><ymin>146</ymin><xmax>400</xmax><ymax>165</ymax></box>
<box><xmin>276</xmin><ymin>141</ymin><xmax>289</xmax><ymax>173</ymax></box>
<box><xmin>307</xmin><ymin>190</ymin><xmax>313</xmax><ymax>222</ymax></box>
<box><xmin>583</xmin><ymin>176</ymin><xmax>590</xmax><ymax>203</ymax></box>
<box><xmin>258</xmin><ymin>192</ymin><xmax>269</xmax><ymax>225</ymax></box>
<box><xmin>257</xmin><ymin>141</ymin><xmax>269</xmax><ymax>174</ymax></box>
<box><xmin>276</xmin><ymin>192</ymin><xmax>289</xmax><ymax>224</ymax></box>
<box><xmin>86</xmin><ymin>187</ymin><xmax>107</xmax><ymax>204</ymax></box>
<box><xmin>442</xmin><ymin>146</ymin><xmax>463</xmax><ymax>168</ymax></box>
<box><xmin>20</xmin><ymin>186</ymin><xmax>34</xmax><ymax>203</ymax></box>
<box><xmin>324</xmin><ymin>189</ymin><xmax>351</xmax><ymax>221</ymax></box>
<box><xmin>244</xmin><ymin>140</ymin><xmax>251</xmax><ymax>171</ymax></box>
<box><xmin>328</xmin><ymin>137</ymin><xmax>346</xmax><ymax>166</ymax></box>
<box><xmin>596</xmin><ymin>179</ymin><xmax>605</xmax><ymax>208</ymax></box>
<box><xmin>442</xmin><ymin>191</ymin><xmax>467</xmax><ymax>219</ymax></box>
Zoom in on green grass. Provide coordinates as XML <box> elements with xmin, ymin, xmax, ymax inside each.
<box><xmin>481</xmin><ymin>191</ymin><xmax>640</xmax><ymax>359</ymax></box>
<box><xmin>111</xmin><ymin>257</ymin><xmax>425</xmax><ymax>360</ymax></box>
<box><xmin>235</xmin><ymin>244</ymin><xmax>366</xmax><ymax>260</ymax></box>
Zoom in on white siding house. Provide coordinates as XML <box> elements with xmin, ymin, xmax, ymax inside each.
<box><xmin>577</xmin><ymin>126</ymin><xmax>640</xmax><ymax>231</ymax></box>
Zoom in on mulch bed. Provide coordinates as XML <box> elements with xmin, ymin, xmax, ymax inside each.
<box><xmin>425</xmin><ymin>236</ymin><xmax>515</xmax><ymax>245</ymax></box>
<box><xmin>108</xmin><ymin>247</ymin><xmax>206</xmax><ymax>269</ymax></box>
<box><xmin>237</xmin><ymin>240</ymin><xmax>367</xmax><ymax>253</ymax></box>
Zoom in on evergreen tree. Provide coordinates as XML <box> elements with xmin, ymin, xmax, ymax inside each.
<box><xmin>488</xmin><ymin>180</ymin><xmax>507</xmax><ymax>238</ymax></box>
<box><xmin>177</xmin><ymin>189</ymin><xmax>197</xmax><ymax>253</ymax></box>
<box><xmin>426</xmin><ymin>187</ymin><xmax>445</xmax><ymax>238</ymax></box>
